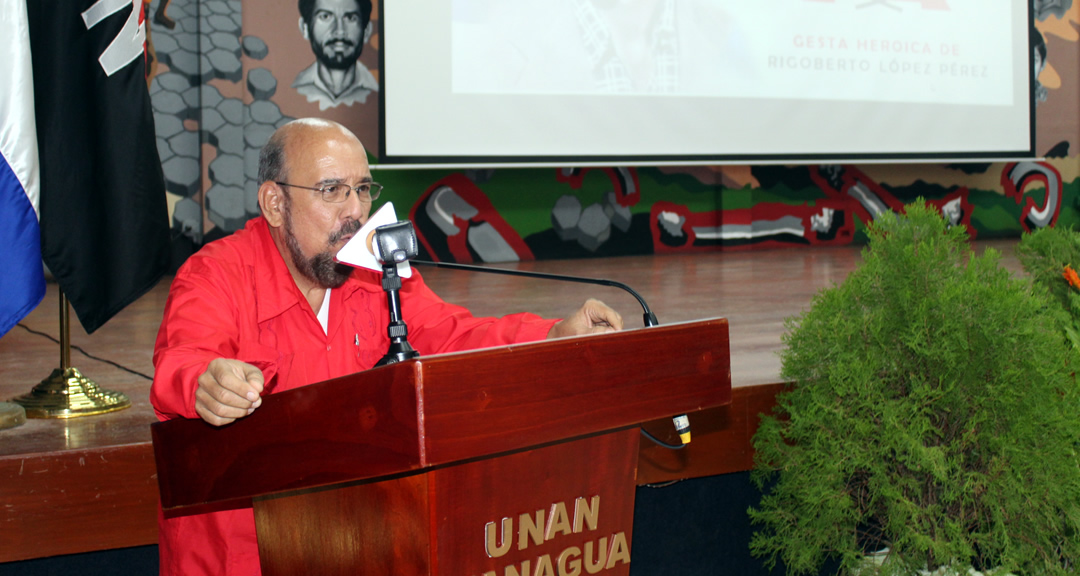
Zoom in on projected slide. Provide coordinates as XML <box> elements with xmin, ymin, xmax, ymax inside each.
<box><xmin>383</xmin><ymin>0</ymin><xmax>1033</xmax><ymax>162</ymax></box>
<box><xmin>452</xmin><ymin>0</ymin><xmax>1012</xmax><ymax>106</ymax></box>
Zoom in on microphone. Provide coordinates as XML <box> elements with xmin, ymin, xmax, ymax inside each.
<box><xmin>410</xmin><ymin>259</ymin><xmax>691</xmax><ymax>448</ymax></box>
<box><xmin>370</xmin><ymin>221</ymin><xmax>421</xmax><ymax>367</ymax></box>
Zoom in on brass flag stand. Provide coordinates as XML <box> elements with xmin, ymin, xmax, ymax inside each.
<box><xmin>11</xmin><ymin>291</ymin><xmax>131</xmax><ymax>418</ymax></box>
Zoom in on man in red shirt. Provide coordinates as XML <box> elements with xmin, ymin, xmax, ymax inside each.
<box><xmin>150</xmin><ymin>118</ymin><xmax>622</xmax><ymax>575</ymax></box>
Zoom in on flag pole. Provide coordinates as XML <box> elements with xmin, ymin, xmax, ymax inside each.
<box><xmin>11</xmin><ymin>290</ymin><xmax>131</xmax><ymax>418</ymax></box>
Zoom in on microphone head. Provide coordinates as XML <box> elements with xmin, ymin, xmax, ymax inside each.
<box><xmin>335</xmin><ymin>202</ymin><xmax>413</xmax><ymax>278</ymax></box>
<box><xmin>373</xmin><ymin>221</ymin><xmax>420</xmax><ymax>264</ymax></box>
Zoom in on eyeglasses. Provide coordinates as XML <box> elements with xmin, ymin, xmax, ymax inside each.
<box><xmin>275</xmin><ymin>181</ymin><xmax>383</xmax><ymax>203</ymax></box>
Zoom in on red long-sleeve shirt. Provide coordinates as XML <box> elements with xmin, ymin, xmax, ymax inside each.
<box><xmin>150</xmin><ymin>217</ymin><xmax>556</xmax><ymax>575</ymax></box>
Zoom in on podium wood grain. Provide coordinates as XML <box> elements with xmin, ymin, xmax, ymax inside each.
<box><xmin>153</xmin><ymin>318</ymin><xmax>731</xmax><ymax>514</ymax></box>
<box><xmin>254</xmin><ymin>430</ymin><xmax>640</xmax><ymax>576</ymax></box>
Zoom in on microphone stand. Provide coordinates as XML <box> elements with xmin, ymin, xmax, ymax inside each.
<box><xmin>371</xmin><ymin>221</ymin><xmax>423</xmax><ymax>367</ymax></box>
<box><xmin>374</xmin><ymin>261</ymin><xmax>420</xmax><ymax>367</ymax></box>
<box><xmin>411</xmin><ymin>259</ymin><xmax>691</xmax><ymax>448</ymax></box>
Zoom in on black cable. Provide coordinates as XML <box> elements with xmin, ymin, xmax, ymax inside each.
<box><xmin>639</xmin><ymin>429</ymin><xmax>687</xmax><ymax>487</ymax></box>
<box><xmin>643</xmin><ymin>479</ymin><xmax>683</xmax><ymax>488</ymax></box>
<box><xmin>639</xmin><ymin>427</ymin><xmax>686</xmax><ymax>450</ymax></box>
<box><xmin>15</xmin><ymin>323</ymin><xmax>154</xmax><ymax>381</ymax></box>
<box><xmin>412</xmin><ymin>259</ymin><xmax>660</xmax><ymax>327</ymax></box>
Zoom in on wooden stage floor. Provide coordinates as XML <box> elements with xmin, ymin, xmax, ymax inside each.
<box><xmin>0</xmin><ymin>239</ymin><xmax>1022</xmax><ymax>562</ymax></box>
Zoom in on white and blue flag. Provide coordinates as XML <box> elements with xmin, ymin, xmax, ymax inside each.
<box><xmin>0</xmin><ymin>0</ymin><xmax>45</xmax><ymax>338</ymax></box>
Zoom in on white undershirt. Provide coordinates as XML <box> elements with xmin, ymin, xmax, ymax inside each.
<box><xmin>317</xmin><ymin>289</ymin><xmax>331</xmax><ymax>334</ymax></box>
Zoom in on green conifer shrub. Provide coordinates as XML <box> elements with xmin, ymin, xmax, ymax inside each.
<box><xmin>1016</xmin><ymin>225</ymin><xmax>1080</xmax><ymax>351</ymax></box>
<box><xmin>749</xmin><ymin>202</ymin><xmax>1080</xmax><ymax>576</ymax></box>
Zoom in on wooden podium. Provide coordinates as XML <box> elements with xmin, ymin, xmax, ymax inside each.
<box><xmin>152</xmin><ymin>318</ymin><xmax>731</xmax><ymax>575</ymax></box>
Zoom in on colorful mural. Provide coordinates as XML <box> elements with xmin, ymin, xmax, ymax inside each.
<box><xmin>146</xmin><ymin>0</ymin><xmax>1080</xmax><ymax>265</ymax></box>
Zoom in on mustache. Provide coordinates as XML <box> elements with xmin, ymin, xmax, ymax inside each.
<box><xmin>323</xmin><ymin>38</ymin><xmax>356</xmax><ymax>48</ymax></box>
<box><xmin>328</xmin><ymin>218</ymin><xmax>363</xmax><ymax>245</ymax></box>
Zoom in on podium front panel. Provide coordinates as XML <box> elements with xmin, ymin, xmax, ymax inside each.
<box><xmin>432</xmin><ymin>428</ymin><xmax>638</xmax><ymax>575</ymax></box>
<box><xmin>253</xmin><ymin>428</ymin><xmax>639</xmax><ymax>576</ymax></box>
<box><xmin>255</xmin><ymin>472</ymin><xmax>433</xmax><ymax>575</ymax></box>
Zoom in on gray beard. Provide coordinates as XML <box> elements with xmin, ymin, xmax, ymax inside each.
<box><xmin>283</xmin><ymin>208</ymin><xmax>361</xmax><ymax>289</ymax></box>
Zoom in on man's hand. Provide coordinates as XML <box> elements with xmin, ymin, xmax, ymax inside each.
<box><xmin>195</xmin><ymin>358</ymin><xmax>266</xmax><ymax>426</ymax></box>
<box><xmin>547</xmin><ymin>298</ymin><xmax>624</xmax><ymax>339</ymax></box>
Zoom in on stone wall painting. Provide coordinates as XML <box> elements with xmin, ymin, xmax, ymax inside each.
<box><xmin>145</xmin><ymin>0</ymin><xmax>1080</xmax><ymax>266</ymax></box>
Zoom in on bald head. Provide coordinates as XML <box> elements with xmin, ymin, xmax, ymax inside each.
<box><xmin>257</xmin><ymin>118</ymin><xmax>365</xmax><ymax>185</ymax></box>
<box><xmin>256</xmin><ymin>118</ymin><xmax>373</xmax><ymax>293</ymax></box>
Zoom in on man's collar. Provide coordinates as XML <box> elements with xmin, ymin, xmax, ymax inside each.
<box><xmin>248</xmin><ymin>217</ymin><xmax>381</xmax><ymax>324</ymax></box>
<box><xmin>292</xmin><ymin>61</ymin><xmax>379</xmax><ymax>109</ymax></box>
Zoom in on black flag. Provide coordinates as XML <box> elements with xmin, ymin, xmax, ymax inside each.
<box><xmin>27</xmin><ymin>0</ymin><xmax>169</xmax><ymax>333</ymax></box>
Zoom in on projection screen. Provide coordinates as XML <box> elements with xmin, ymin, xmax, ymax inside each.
<box><xmin>380</xmin><ymin>0</ymin><xmax>1034</xmax><ymax>166</ymax></box>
